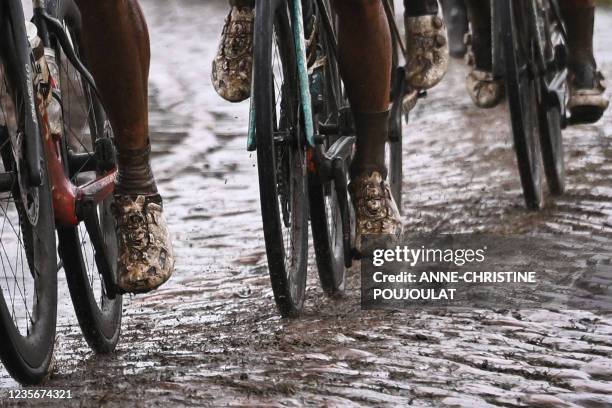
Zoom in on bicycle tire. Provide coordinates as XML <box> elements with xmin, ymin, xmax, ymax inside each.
<box><xmin>387</xmin><ymin>0</ymin><xmax>403</xmax><ymax>211</ymax></box>
<box><xmin>533</xmin><ymin>0</ymin><xmax>565</xmax><ymax>196</ymax></box>
<box><xmin>47</xmin><ymin>0</ymin><xmax>123</xmax><ymax>353</ymax></box>
<box><xmin>309</xmin><ymin>0</ymin><xmax>347</xmax><ymax>296</ymax></box>
<box><xmin>538</xmin><ymin>85</ymin><xmax>565</xmax><ymax>196</ymax></box>
<box><xmin>0</xmin><ymin>15</ymin><xmax>58</xmax><ymax>384</ymax></box>
<box><xmin>254</xmin><ymin>0</ymin><xmax>309</xmax><ymax>317</ymax></box>
<box><xmin>499</xmin><ymin>0</ymin><xmax>544</xmax><ymax>209</ymax></box>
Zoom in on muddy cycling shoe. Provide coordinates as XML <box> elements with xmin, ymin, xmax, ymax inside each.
<box><xmin>349</xmin><ymin>171</ymin><xmax>403</xmax><ymax>257</ymax></box>
<box><xmin>567</xmin><ymin>64</ymin><xmax>609</xmax><ymax>124</ymax></box>
<box><xmin>212</xmin><ymin>6</ymin><xmax>254</xmax><ymax>103</ymax></box>
<box><xmin>113</xmin><ymin>194</ymin><xmax>175</xmax><ymax>294</ymax></box>
<box><xmin>466</xmin><ymin>69</ymin><xmax>505</xmax><ymax>109</ymax></box>
<box><xmin>405</xmin><ymin>14</ymin><xmax>449</xmax><ymax>90</ymax></box>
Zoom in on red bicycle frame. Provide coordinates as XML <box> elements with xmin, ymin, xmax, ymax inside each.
<box><xmin>36</xmin><ymin>85</ymin><xmax>116</xmax><ymax>228</ymax></box>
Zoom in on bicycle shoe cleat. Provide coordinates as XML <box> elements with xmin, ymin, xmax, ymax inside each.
<box><xmin>113</xmin><ymin>194</ymin><xmax>175</xmax><ymax>294</ymax></box>
<box><xmin>466</xmin><ymin>69</ymin><xmax>505</xmax><ymax>109</ymax></box>
<box><xmin>568</xmin><ymin>63</ymin><xmax>609</xmax><ymax>124</ymax></box>
<box><xmin>212</xmin><ymin>6</ymin><xmax>254</xmax><ymax>103</ymax></box>
<box><xmin>349</xmin><ymin>171</ymin><xmax>403</xmax><ymax>256</ymax></box>
<box><xmin>405</xmin><ymin>14</ymin><xmax>449</xmax><ymax>90</ymax></box>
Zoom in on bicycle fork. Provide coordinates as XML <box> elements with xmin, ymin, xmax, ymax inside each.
<box><xmin>247</xmin><ymin>0</ymin><xmax>316</xmax><ymax>151</ymax></box>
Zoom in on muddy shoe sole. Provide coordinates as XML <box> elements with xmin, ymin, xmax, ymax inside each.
<box><xmin>569</xmin><ymin>105</ymin><xmax>606</xmax><ymax>125</ymax></box>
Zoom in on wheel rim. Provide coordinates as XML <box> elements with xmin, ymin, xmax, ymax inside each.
<box><xmin>0</xmin><ymin>62</ymin><xmax>56</xmax><ymax>378</ymax></box>
<box><xmin>325</xmin><ymin>184</ymin><xmax>345</xmax><ymax>286</ymax></box>
<box><xmin>535</xmin><ymin>1</ymin><xmax>566</xmax><ymax>195</ymax></box>
<box><xmin>274</xmin><ymin>40</ymin><xmax>306</xmax><ymax>303</ymax></box>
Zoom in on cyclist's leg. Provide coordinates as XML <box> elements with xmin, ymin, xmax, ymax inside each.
<box><xmin>560</xmin><ymin>0</ymin><xmax>609</xmax><ymax>123</ymax></box>
<box><xmin>335</xmin><ymin>0</ymin><xmax>391</xmax><ymax>175</ymax></box>
<box><xmin>464</xmin><ymin>0</ymin><xmax>504</xmax><ymax>108</ymax></box>
<box><xmin>441</xmin><ymin>0</ymin><xmax>469</xmax><ymax>59</ymax></box>
<box><xmin>404</xmin><ymin>0</ymin><xmax>449</xmax><ymax>89</ymax></box>
<box><xmin>74</xmin><ymin>0</ymin><xmax>174</xmax><ymax>293</ymax></box>
<box><xmin>333</xmin><ymin>0</ymin><xmax>403</xmax><ymax>247</ymax></box>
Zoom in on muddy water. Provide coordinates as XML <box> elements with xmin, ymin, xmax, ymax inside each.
<box><xmin>2</xmin><ymin>0</ymin><xmax>612</xmax><ymax>406</ymax></box>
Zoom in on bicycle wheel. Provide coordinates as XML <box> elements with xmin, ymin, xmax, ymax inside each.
<box><xmin>0</xmin><ymin>20</ymin><xmax>58</xmax><ymax>384</ymax></box>
<box><xmin>47</xmin><ymin>0</ymin><xmax>122</xmax><ymax>353</ymax></box>
<box><xmin>387</xmin><ymin>125</ymin><xmax>403</xmax><ymax>212</ymax></box>
<box><xmin>387</xmin><ymin>0</ymin><xmax>403</xmax><ymax>212</ymax></box>
<box><xmin>254</xmin><ymin>0</ymin><xmax>309</xmax><ymax>317</ymax></box>
<box><xmin>499</xmin><ymin>0</ymin><xmax>544</xmax><ymax>209</ymax></box>
<box><xmin>309</xmin><ymin>0</ymin><xmax>348</xmax><ymax>296</ymax></box>
<box><xmin>532</xmin><ymin>0</ymin><xmax>566</xmax><ymax>196</ymax></box>
<box><xmin>538</xmin><ymin>84</ymin><xmax>565</xmax><ymax>196</ymax></box>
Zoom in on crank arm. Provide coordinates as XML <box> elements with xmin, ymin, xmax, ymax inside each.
<box><xmin>544</xmin><ymin>68</ymin><xmax>568</xmax><ymax>126</ymax></box>
<box><xmin>331</xmin><ymin>157</ymin><xmax>353</xmax><ymax>268</ymax></box>
<box><xmin>326</xmin><ymin>135</ymin><xmax>355</xmax><ymax>161</ymax></box>
<box><xmin>311</xmin><ymin>135</ymin><xmax>355</xmax><ymax>267</ymax></box>
<box><xmin>313</xmin><ymin>136</ymin><xmax>355</xmax><ymax>182</ymax></box>
<box><xmin>80</xmin><ymin>198</ymin><xmax>118</xmax><ymax>299</ymax></box>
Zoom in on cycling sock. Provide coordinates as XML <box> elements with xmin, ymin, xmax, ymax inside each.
<box><xmin>405</xmin><ymin>0</ymin><xmax>439</xmax><ymax>16</ymax></box>
<box><xmin>350</xmin><ymin>111</ymin><xmax>389</xmax><ymax>180</ymax></box>
<box><xmin>465</xmin><ymin>0</ymin><xmax>493</xmax><ymax>72</ymax></box>
<box><xmin>115</xmin><ymin>143</ymin><xmax>159</xmax><ymax>196</ymax></box>
<box><xmin>229</xmin><ymin>0</ymin><xmax>254</xmax><ymax>8</ymax></box>
<box><xmin>441</xmin><ymin>0</ymin><xmax>469</xmax><ymax>58</ymax></box>
<box><xmin>561</xmin><ymin>5</ymin><xmax>596</xmax><ymax>76</ymax></box>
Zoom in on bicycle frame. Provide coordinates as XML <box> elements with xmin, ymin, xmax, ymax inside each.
<box><xmin>0</xmin><ymin>0</ymin><xmax>117</xmax><ymax>228</ymax></box>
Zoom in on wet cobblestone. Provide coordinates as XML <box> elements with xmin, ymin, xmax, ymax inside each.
<box><xmin>1</xmin><ymin>1</ymin><xmax>612</xmax><ymax>406</ymax></box>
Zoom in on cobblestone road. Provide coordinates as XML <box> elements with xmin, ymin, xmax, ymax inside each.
<box><xmin>1</xmin><ymin>1</ymin><xmax>612</xmax><ymax>407</ymax></box>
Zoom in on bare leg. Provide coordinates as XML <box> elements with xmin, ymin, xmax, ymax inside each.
<box><xmin>441</xmin><ymin>0</ymin><xmax>469</xmax><ymax>58</ymax></box>
<box><xmin>465</xmin><ymin>0</ymin><xmax>491</xmax><ymax>71</ymax></box>
<box><xmin>333</xmin><ymin>0</ymin><xmax>402</xmax><ymax>247</ymax></box>
<box><xmin>74</xmin><ymin>0</ymin><xmax>156</xmax><ymax>194</ymax></box>
<box><xmin>73</xmin><ymin>0</ymin><xmax>174</xmax><ymax>293</ymax></box>
<box><xmin>333</xmin><ymin>0</ymin><xmax>392</xmax><ymax>178</ymax></box>
<box><xmin>463</xmin><ymin>0</ymin><xmax>504</xmax><ymax>108</ymax></box>
<box><xmin>560</xmin><ymin>0</ymin><xmax>596</xmax><ymax>71</ymax></box>
<box><xmin>560</xmin><ymin>0</ymin><xmax>608</xmax><ymax>123</ymax></box>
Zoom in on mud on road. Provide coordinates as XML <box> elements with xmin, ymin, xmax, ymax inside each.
<box><xmin>2</xmin><ymin>0</ymin><xmax>612</xmax><ymax>407</ymax></box>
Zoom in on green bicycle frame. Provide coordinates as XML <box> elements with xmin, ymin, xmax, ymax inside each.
<box><xmin>247</xmin><ymin>0</ymin><xmax>315</xmax><ymax>151</ymax></box>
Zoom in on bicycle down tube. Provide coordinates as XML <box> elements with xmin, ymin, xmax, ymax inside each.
<box><xmin>32</xmin><ymin>1</ymin><xmax>117</xmax><ymax>227</ymax></box>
